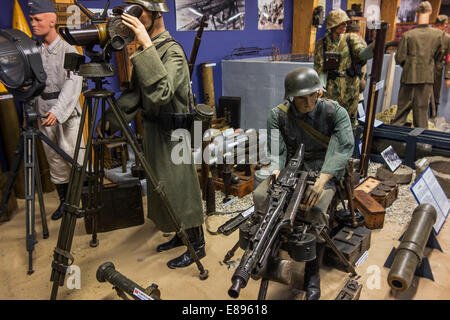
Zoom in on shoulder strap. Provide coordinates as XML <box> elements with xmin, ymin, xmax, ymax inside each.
<box><xmin>276</xmin><ymin>104</ymin><xmax>289</xmax><ymax>113</ymax></box>
<box><xmin>346</xmin><ymin>35</ymin><xmax>356</xmax><ymax>66</ymax></box>
<box><xmin>277</xmin><ymin>103</ymin><xmax>331</xmax><ymax>148</ymax></box>
<box><xmin>155</xmin><ymin>38</ymin><xmax>176</xmax><ymax>51</ymax></box>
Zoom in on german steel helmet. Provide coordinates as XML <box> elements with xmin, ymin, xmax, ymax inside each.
<box><xmin>284</xmin><ymin>68</ymin><xmax>324</xmax><ymax>99</ymax></box>
<box><xmin>125</xmin><ymin>0</ymin><xmax>169</xmax><ymax>12</ymax></box>
<box><xmin>326</xmin><ymin>9</ymin><xmax>350</xmax><ymax>30</ymax></box>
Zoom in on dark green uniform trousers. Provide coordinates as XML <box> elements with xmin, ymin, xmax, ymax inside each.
<box><xmin>392</xmin><ymin>83</ymin><xmax>433</xmax><ymax>129</ymax></box>
<box><xmin>433</xmin><ymin>69</ymin><xmax>443</xmax><ymax>116</ymax></box>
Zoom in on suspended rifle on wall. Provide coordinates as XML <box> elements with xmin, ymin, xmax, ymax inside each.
<box><xmin>189</xmin><ymin>15</ymin><xmax>208</xmax><ymax>78</ymax></box>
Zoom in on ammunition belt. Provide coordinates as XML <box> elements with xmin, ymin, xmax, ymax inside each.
<box><xmin>142</xmin><ymin>112</ymin><xmax>194</xmax><ymax>131</ymax></box>
<box><xmin>41</xmin><ymin>91</ymin><xmax>61</xmax><ymax>100</ymax></box>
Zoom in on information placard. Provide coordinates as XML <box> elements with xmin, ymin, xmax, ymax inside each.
<box><xmin>411</xmin><ymin>167</ymin><xmax>449</xmax><ymax>234</ymax></box>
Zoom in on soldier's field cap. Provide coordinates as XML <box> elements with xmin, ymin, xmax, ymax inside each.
<box><xmin>435</xmin><ymin>15</ymin><xmax>448</xmax><ymax>25</ymax></box>
<box><xmin>416</xmin><ymin>1</ymin><xmax>432</xmax><ymax>14</ymax></box>
<box><xmin>28</xmin><ymin>0</ymin><xmax>56</xmax><ymax>15</ymax></box>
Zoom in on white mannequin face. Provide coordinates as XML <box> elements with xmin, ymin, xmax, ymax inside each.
<box><xmin>29</xmin><ymin>12</ymin><xmax>56</xmax><ymax>37</ymax></box>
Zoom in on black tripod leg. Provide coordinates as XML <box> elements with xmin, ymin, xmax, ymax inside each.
<box><xmin>24</xmin><ymin>133</ymin><xmax>37</xmax><ymax>275</ymax></box>
<box><xmin>0</xmin><ymin>133</ymin><xmax>24</xmax><ymax>218</ymax></box>
<box><xmin>258</xmin><ymin>278</ymin><xmax>269</xmax><ymax>300</ymax></box>
<box><xmin>89</xmin><ymin>143</ymin><xmax>100</xmax><ymax>248</ymax></box>
<box><xmin>34</xmin><ymin>159</ymin><xmax>49</xmax><ymax>239</ymax></box>
<box><xmin>50</xmin><ymin>95</ymin><xmax>98</xmax><ymax>300</ymax></box>
<box><xmin>106</xmin><ymin>95</ymin><xmax>209</xmax><ymax>280</ymax></box>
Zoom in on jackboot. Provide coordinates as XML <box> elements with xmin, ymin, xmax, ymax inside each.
<box><xmin>51</xmin><ymin>183</ymin><xmax>68</xmax><ymax>220</ymax></box>
<box><xmin>304</xmin><ymin>243</ymin><xmax>325</xmax><ymax>300</ymax></box>
<box><xmin>167</xmin><ymin>226</ymin><xmax>206</xmax><ymax>269</ymax></box>
<box><xmin>156</xmin><ymin>233</ymin><xmax>183</xmax><ymax>252</ymax></box>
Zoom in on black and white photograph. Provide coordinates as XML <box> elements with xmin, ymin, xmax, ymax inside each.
<box><xmin>397</xmin><ymin>0</ymin><xmax>421</xmax><ymax>22</ymax></box>
<box><xmin>175</xmin><ymin>0</ymin><xmax>245</xmax><ymax>31</ymax></box>
<box><xmin>258</xmin><ymin>0</ymin><xmax>284</xmax><ymax>30</ymax></box>
<box><xmin>381</xmin><ymin>146</ymin><xmax>403</xmax><ymax>172</ymax></box>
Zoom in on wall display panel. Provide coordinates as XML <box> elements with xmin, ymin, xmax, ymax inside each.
<box><xmin>258</xmin><ymin>0</ymin><xmax>284</xmax><ymax>30</ymax></box>
<box><xmin>175</xmin><ymin>0</ymin><xmax>246</xmax><ymax>31</ymax></box>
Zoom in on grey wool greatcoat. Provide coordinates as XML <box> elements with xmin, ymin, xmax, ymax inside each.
<box><xmin>105</xmin><ymin>30</ymin><xmax>204</xmax><ymax>232</ymax></box>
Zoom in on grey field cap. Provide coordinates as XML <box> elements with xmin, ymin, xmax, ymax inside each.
<box><xmin>284</xmin><ymin>67</ymin><xmax>325</xmax><ymax>99</ymax></box>
<box><xmin>416</xmin><ymin>1</ymin><xmax>432</xmax><ymax>14</ymax></box>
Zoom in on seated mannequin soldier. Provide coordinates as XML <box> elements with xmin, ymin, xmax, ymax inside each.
<box><xmin>254</xmin><ymin>67</ymin><xmax>355</xmax><ymax>300</ymax></box>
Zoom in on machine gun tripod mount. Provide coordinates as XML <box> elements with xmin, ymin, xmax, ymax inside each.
<box><xmin>50</xmin><ymin>5</ymin><xmax>209</xmax><ymax>300</ymax></box>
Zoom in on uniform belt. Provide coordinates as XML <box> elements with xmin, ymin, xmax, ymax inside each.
<box><xmin>41</xmin><ymin>92</ymin><xmax>61</xmax><ymax>100</ymax></box>
<box><xmin>142</xmin><ymin>112</ymin><xmax>194</xmax><ymax>131</ymax></box>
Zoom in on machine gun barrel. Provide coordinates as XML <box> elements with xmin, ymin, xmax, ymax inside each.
<box><xmin>228</xmin><ymin>144</ymin><xmax>305</xmax><ymax>298</ymax></box>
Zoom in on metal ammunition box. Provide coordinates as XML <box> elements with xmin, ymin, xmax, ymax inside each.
<box><xmin>324</xmin><ymin>225</ymin><xmax>371</xmax><ymax>271</ymax></box>
<box><xmin>83</xmin><ymin>180</ymin><xmax>144</xmax><ymax>234</ymax></box>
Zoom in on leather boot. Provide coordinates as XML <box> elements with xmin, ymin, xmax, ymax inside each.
<box><xmin>167</xmin><ymin>226</ymin><xmax>206</xmax><ymax>269</ymax></box>
<box><xmin>51</xmin><ymin>184</ymin><xmax>68</xmax><ymax>220</ymax></box>
<box><xmin>304</xmin><ymin>243</ymin><xmax>325</xmax><ymax>300</ymax></box>
<box><xmin>156</xmin><ymin>233</ymin><xmax>183</xmax><ymax>252</ymax></box>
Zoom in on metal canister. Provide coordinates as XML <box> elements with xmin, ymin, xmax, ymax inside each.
<box><xmin>288</xmin><ymin>232</ymin><xmax>316</xmax><ymax>262</ymax></box>
<box><xmin>193</xmin><ymin>104</ymin><xmax>214</xmax><ymax>134</ymax></box>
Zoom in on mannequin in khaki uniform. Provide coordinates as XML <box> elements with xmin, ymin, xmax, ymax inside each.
<box><xmin>392</xmin><ymin>1</ymin><xmax>444</xmax><ymax>128</ymax></box>
<box><xmin>432</xmin><ymin>15</ymin><xmax>449</xmax><ymax>116</ymax></box>
<box><xmin>28</xmin><ymin>0</ymin><xmax>84</xmax><ymax>220</ymax></box>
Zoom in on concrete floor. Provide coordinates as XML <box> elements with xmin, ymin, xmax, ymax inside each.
<box><xmin>0</xmin><ymin>190</ymin><xmax>449</xmax><ymax>300</ymax></box>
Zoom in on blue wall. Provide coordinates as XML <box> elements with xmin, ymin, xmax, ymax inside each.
<box><xmin>0</xmin><ymin>0</ymin><xmax>352</xmax><ymax>171</ymax></box>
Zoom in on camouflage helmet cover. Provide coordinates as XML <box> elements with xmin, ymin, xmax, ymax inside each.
<box><xmin>284</xmin><ymin>67</ymin><xmax>325</xmax><ymax>99</ymax></box>
<box><xmin>125</xmin><ymin>0</ymin><xmax>169</xmax><ymax>12</ymax></box>
<box><xmin>326</xmin><ymin>9</ymin><xmax>351</xmax><ymax>30</ymax></box>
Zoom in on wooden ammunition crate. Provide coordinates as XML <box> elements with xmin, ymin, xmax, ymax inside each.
<box><xmin>324</xmin><ymin>226</ymin><xmax>371</xmax><ymax>271</ymax></box>
<box><xmin>0</xmin><ymin>172</ymin><xmax>18</xmax><ymax>223</ymax></box>
<box><xmin>355</xmin><ymin>177</ymin><xmax>398</xmax><ymax>208</ymax></box>
<box><xmin>354</xmin><ymin>190</ymin><xmax>386</xmax><ymax>230</ymax></box>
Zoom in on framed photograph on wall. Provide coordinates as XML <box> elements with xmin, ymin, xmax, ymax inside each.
<box><xmin>364</xmin><ymin>0</ymin><xmax>381</xmax><ymax>28</ymax></box>
<box><xmin>175</xmin><ymin>0</ymin><xmax>246</xmax><ymax>31</ymax></box>
<box><xmin>258</xmin><ymin>0</ymin><xmax>284</xmax><ymax>30</ymax></box>
<box><xmin>397</xmin><ymin>0</ymin><xmax>421</xmax><ymax>23</ymax></box>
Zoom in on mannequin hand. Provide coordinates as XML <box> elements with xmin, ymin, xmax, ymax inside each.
<box><xmin>446</xmin><ymin>79</ymin><xmax>450</xmax><ymax>89</ymax></box>
<box><xmin>121</xmin><ymin>13</ymin><xmax>152</xmax><ymax>49</ymax></box>
<box><xmin>304</xmin><ymin>173</ymin><xmax>333</xmax><ymax>208</ymax></box>
<box><xmin>41</xmin><ymin>112</ymin><xmax>57</xmax><ymax>126</ymax></box>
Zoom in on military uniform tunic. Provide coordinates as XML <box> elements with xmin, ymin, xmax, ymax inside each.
<box><xmin>433</xmin><ymin>31</ymin><xmax>449</xmax><ymax>112</ymax></box>
<box><xmin>314</xmin><ymin>33</ymin><xmax>372</xmax><ymax>120</ymax></box>
<box><xmin>35</xmin><ymin>37</ymin><xmax>84</xmax><ymax>184</ymax></box>
<box><xmin>105</xmin><ymin>31</ymin><xmax>204</xmax><ymax>232</ymax></box>
<box><xmin>392</xmin><ymin>24</ymin><xmax>444</xmax><ymax>128</ymax></box>
<box><xmin>254</xmin><ymin>98</ymin><xmax>354</xmax><ymax>242</ymax></box>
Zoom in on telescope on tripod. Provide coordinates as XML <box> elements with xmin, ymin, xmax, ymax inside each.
<box><xmin>47</xmin><ymin>0</ymin><xmax>209</xmax><ymax>300</ymax></box>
